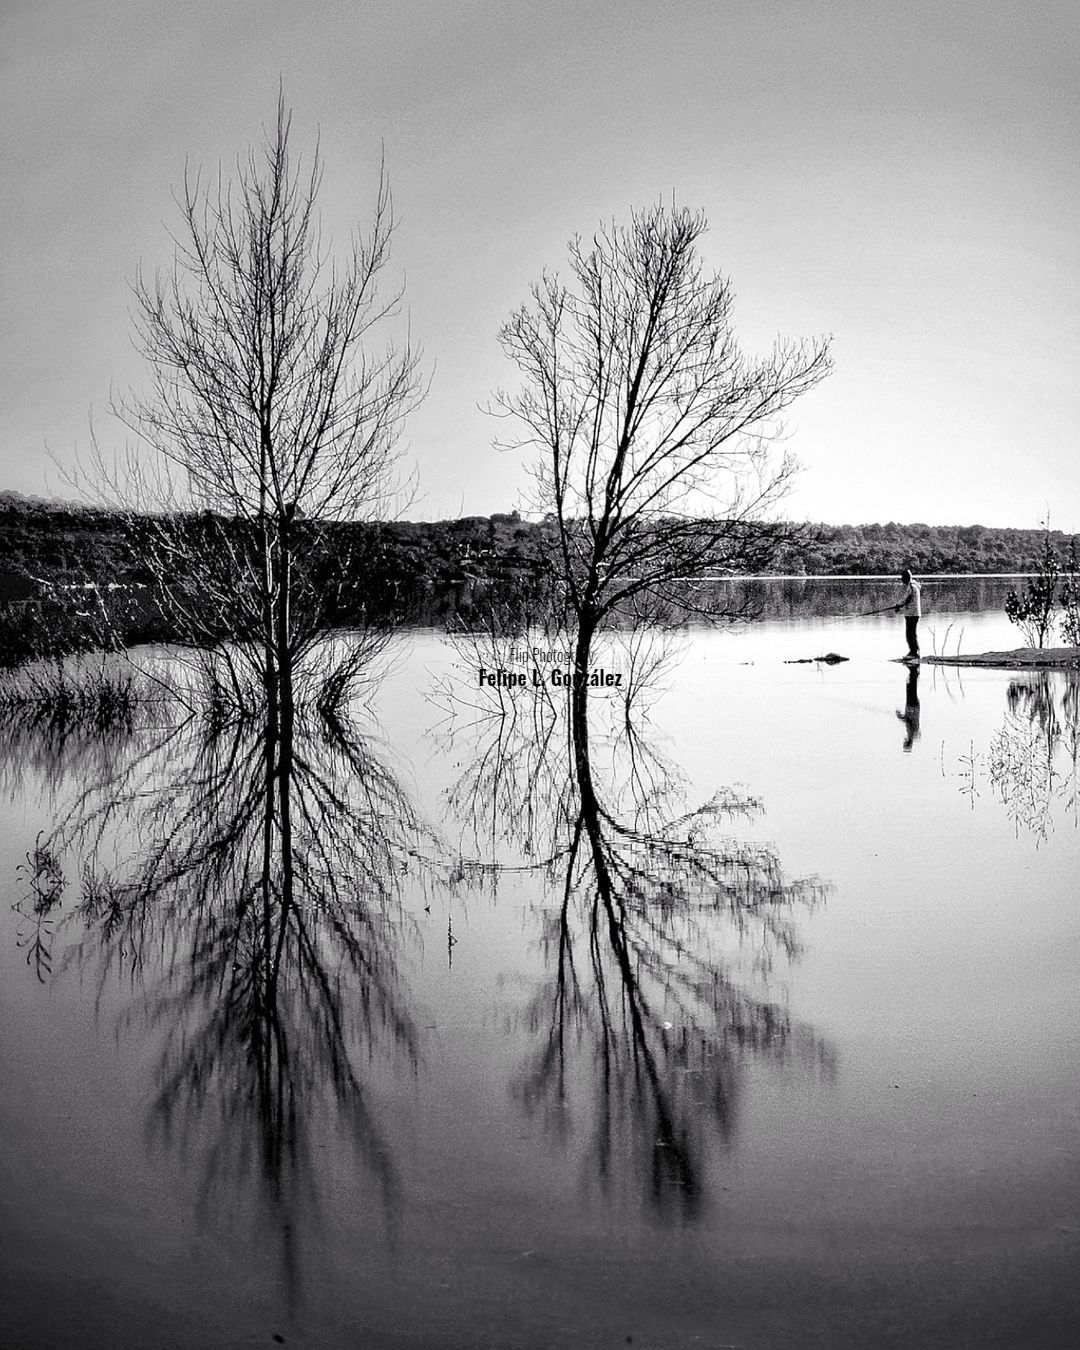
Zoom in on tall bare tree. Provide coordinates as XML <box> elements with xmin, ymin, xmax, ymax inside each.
<box><xmin>116</xmin><ymin>93</ymin><xmax>422</xmax><ymax>711</ymax></box>
<box><xmin>494</xmin><ymin>202</ymin><xmax>831</xmax><ymax>731</ymax></box>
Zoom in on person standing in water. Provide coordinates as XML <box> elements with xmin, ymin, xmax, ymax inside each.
<box><xmin>894</xmin><ymin>568</ymin><xmax>921</xmax><ymax>660</ymax></box>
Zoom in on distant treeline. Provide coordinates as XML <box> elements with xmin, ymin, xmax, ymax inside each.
<box><xmin>0</xmin><ymin>494</ymin><xmax>549</xmax><ymax>590</ymax></box>
<box><xmin>773</xmin><ymin>520</ymin><xmax>1077</xmax><ymax>576</ymax></box>
<box><xmin>0</xmin><ymin>495</ymin><xmax>559</xmax><ymax>661</ymax></box>
<box><xmin>0</xmin><ymin>491</ymin><xmax>1073</xmax><ymax>662</ymax></box>
<box><xmin>2</xmin><ymin>492</ymin><xmax>1071</xmax><ymax>582</ymax></box>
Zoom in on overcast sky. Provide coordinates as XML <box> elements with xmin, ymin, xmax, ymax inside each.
<box><xmin>2</xmin><ymin>0</ymin><xmax>1077</xmax><ymax>528</ymax></box>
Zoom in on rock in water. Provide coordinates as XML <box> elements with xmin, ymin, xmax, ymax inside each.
<box><xmin>784</xmin><ymin>652</ymin><xmax>849</xmax><ymax>665</ymax></box>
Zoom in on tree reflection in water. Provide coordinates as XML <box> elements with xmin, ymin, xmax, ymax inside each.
<box><xmin>439</xmin><ymin>630</ymin><xmax>834</xmax><ymax>1220</ymax></box>
<box><xmin>987</xmin><ymin>672</ymin><xmax>1079</xmax><ymax>840</ymax></box>
<box><xmin>4</xmin><ymin>689</ymin><xmax>430</xmax><ymax>1304</ymax></box>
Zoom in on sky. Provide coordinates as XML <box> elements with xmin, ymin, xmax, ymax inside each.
<box><xmin>2</xmin><ymin>0</ymin><xmax>1077</xmax><ymax>528</ymax></box>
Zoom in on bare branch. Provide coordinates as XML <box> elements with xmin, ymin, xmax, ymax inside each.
<box><xmin>496</xmin><ymin>202</ymin><xmax>832</xmax><ymax>642</ymax></box>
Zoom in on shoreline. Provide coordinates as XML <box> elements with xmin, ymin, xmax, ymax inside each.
<box><xmin>921</xmin><ymin>647</ymin><xmax>1080</xmax><ymax>669</ymax></box>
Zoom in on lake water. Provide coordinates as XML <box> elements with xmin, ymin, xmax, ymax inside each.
<box><xmin>2</xmin><ymin>583</ymin><xmax>1078</xmax><ymax>1349</ymax></box>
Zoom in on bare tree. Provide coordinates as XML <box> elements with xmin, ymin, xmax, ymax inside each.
<box><xmin>494</xmin><ymin>202</ymin><xmax>832</xmax><ymax>703</ymax></box>
<box><xmin>115</xmin><ymin>93</ymin><xmax>422</xmax><ymax>711</ymax></box>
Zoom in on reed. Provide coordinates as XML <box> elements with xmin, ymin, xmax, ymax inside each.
<box><xmin>0</xmin><ymin>655</ymin><xmax>145</xmax><ymax>733</ymax></box>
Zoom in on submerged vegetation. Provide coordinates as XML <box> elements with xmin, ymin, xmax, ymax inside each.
<box><xmin>2</xmin><ymin>598</ymin><xmax>835</xmax><ymax>1266</ymax></box>
<box><xmin>0</xmin><ymin>654</ymin><xmax>148</xmax><ymax>732</ymax></box>
<box><xmin>96</xmin><ymin>93</ymin><xmax>420</xmax><ymax>723</ymax></box>
<box><xmin>0</xmin><ymin>101</ymin><xmax>1062</xmax><ymax>1232</ymax></box>
<box><xmin>7</xmin><ymin>109</ymin><xmax>840</xmax><ymax>1238</ymax></box>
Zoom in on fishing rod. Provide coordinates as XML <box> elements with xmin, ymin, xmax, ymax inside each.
<box><xmin>828</xmin><ymin>604</ymin><xmax>899</xmax><ymax>619</ymax></box>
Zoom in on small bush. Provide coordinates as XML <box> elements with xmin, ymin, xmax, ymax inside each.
<box><xmin>1004</xmin><ymin>531</ymin><xmax>1061</xmax><ymax>648</ymax></box>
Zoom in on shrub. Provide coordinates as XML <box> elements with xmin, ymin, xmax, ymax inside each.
<box><xmin>1004</xmin><ymin>530</ymin><xmax>1060</xmax><ymax>648</ymax></box>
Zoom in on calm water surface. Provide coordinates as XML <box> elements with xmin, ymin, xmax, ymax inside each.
<box><xmin>2</xmin><ymin>586</ymin><xmax>1078</xmax><ymax>1349</ymax></box>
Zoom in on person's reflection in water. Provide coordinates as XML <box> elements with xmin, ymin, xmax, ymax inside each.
<box><xmin>896</xmin><ymin>665</ymin><xmax>922</xmax><ymax>752</ymax></box>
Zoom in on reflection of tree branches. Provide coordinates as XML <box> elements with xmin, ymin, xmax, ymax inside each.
<box><xmin>12</xmin><ymin>833</ymin><xmax>66</xmax><ymax>982</ymax></box>
<box><xmin>987</xmin><ymin>673</ymin><xmax>1079</xmax><ymax>841</ymax></box>
<box><xmin>514</xmin><ymin>724</ymin><xmax>831</xmax><ymax>1219</ymax></box>
<box><xmin>438</xmin><ymin>637</ymin><xmax>832</xmax><ymax>1219</ymax></box>
<box><xmin>433</xmin><ymin>625</ymin><xmax>691</xmax><ymax>872</ymax></box>
<box><xmin>17</xmin><ymin>698</ymin><xmax>430</xmax><ymax>1306</ymax></box>
<box><xmin>431</xmin><ymin>629</ymin><xmax>574</xmax><ymax>872</ymax></box>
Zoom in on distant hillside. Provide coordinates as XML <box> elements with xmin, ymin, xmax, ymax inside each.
<box><xmin>774</xmin><ymin>521</ymin><xmax>1075</xmax><ymax>575</ymax></box>
<box><xmin>1</xmin><ymin>492</ymin><xmax>1071</xmax><ymax>587</ymax></box>
<box><xmin>0</xmin><ymin>490</ymin><xmax>155</xmax><ymax>589</ymax></box>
